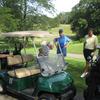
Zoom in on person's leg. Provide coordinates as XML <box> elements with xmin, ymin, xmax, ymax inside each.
<box><xmin>62</xmin><ymin>47</ymin><xmax>66</xmax><ymax>57</ymax></box>
<box><xmin>83</xmin><ymin>49</ymin><xmax>94</xmax><ymax>73</ymax></box>
<box><xmin>81</xmin><ymin>49</ymin><xmax>90</xmax><ymax>78</ymax></box>
<box><xmin>84</xmin><ymin>61</ymin><xmax>90</xmax><ymax>73</ymax></box>
<box><xmin>57</xmin><ymin>46</ymin><xmax>61</xmax><ymax>54</ymax></box>
<box><xmin>81</xmin><ymin>61</ymin><xmax>90</xmax><ymax>78</ymax></box>
<box><xmin>62</xmin><ymin>47</ymin><xmax>69</xmax><ymax>66</ymax></box>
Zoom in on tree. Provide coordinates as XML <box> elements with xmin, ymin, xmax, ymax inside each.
<box><xmin>21</xmin><ymin>0</ymin><xmax>55</xmax><ymax>30</ymax></box>
<box><xmin>70</xmin><ymin>0</ymin><xmax>100</xmax><ymax>37</ymax></box>
<box><xmin>0</xmin><ymin>7</ymin><xmax>19</xmax><ymax>32</ymax></box>
<box><xmin>56</xmin><ymin>12</ymin><xmax>71</xmax><ymax>24</ymax></box>
<box><xmin>0</xmin><ymin>0</ymin><xmax>56</xmax><ymax>32</ymax></box>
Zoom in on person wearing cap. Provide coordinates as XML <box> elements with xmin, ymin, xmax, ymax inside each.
<box><xmin>81</xmin><ymin>28</ymin><xmax>98</xmax><ymax>78</ymax></box>
<box><xmin>38</xmin><ymin>41</ymin><xmax>53</xmax><ymax>56</ymax></box>
<box><xmin>54</xmin><ymin>29</ymin><xmax>71</xmax><ymax>57</ymax></box>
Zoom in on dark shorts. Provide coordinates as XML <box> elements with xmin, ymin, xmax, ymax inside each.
<box><xmin>83</xmin><ymin>49</ymin><xmax>94</xmax><ymax>62</ymax></box>
<box><xmin>57</xmin><ymin>47</ymin><xmax>67</xmax><ymax>57</ymax></box>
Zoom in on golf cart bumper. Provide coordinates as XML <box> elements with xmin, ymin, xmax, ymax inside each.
<box><xmin>61</xmin><ymin>85</ymin><xmax>76</xmax><ymax>99</ymax></box>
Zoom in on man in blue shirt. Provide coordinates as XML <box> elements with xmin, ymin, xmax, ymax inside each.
<box><xmin>54</xmin><ymin>29</ymin><xmax>71</xmax><ymax>57</ymax></box>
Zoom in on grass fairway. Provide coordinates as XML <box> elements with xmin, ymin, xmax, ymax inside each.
<box><xmin>68</xmin><ymin>42</ymin><xmax>83</xmax><ymax>54</ymax></box>
<box><xmin>66</xmin><ymin>57</ymin><xmax>86</xmax><ymax>92</ymax></box>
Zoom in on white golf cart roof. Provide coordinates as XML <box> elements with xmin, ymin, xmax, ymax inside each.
<box><xmin>1</xmin><ymin>31</ymin><xmax>52</xmax><ymax>38</ymax></box>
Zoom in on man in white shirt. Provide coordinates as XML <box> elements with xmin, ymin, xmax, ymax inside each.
<box><xmin>81</xmin><ymin>28</ymin><xmax>98</xmax><ymax>78</ymax></box>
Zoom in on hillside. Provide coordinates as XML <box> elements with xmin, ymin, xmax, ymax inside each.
<box><xmin>49</xmin><ymin>24</ymin><xmax>75</xmax><ymax>36</ymax></box>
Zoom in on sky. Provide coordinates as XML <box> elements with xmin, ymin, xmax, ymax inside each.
<box><xmin>47</xmin><ymin>0</ymin><xmax>80</xmax><ymax>17</ymax></box>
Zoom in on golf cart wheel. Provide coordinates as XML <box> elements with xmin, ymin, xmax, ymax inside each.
<box><xmin>39</xmin><ymin>93</ymin><xmax>56</xmax><ymax>100</ymax></box>
<box><xmin>61</xmin><ymin>85</ymin><xmax>76</xmax><ymax>100</ymax></box>
<box><xmin>70</xmin><ymin>85</ymin><xmax>76</xmax><ymax>100</ymax></box>
<box><xmin>65</xmin><ymin>85</ymin><xmax>76</xmax><ymax>100</ymax></box>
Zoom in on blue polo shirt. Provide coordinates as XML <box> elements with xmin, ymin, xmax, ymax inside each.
<box><xmin>54</xmin><ymin>35</ymin><xmax>71</xmax><ymax>57</ymax></box>
<box><xmin>55</xmin><ymin>35</ymin><xmax>71</xmax><ymax>48</ymax></box>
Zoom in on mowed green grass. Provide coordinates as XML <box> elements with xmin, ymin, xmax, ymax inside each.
<box><xmin>68</xmin><ymin>42</ymin><xmax>83</xmax><ymax>54</ymax></box>
<box><xmin>66</xmin><ymin>57</ymin><xmax>86</xmax><ymax>91</ymax></box>
<box><xmin>24</xmin><ymin>43</ymin><xmax>83</xmax><ymax>54</ymax></box>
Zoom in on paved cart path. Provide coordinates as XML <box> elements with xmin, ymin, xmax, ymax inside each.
<box><xmin>67</xmin><ymin>53</ymin><xmax>84</xmax><ymax>59</ymax></box>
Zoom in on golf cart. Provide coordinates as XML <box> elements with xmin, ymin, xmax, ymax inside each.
<box><xmin>0</xmin><ymin>31</ymin><xmax>76</xmax><ymax>100</ymax></box>
<box><xmin>84</xmin><ymin>45</ymin><xmax>100</xmax><ymax>100</ymax></box>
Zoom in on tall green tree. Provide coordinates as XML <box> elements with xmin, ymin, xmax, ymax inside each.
<box><xmin>0</xmin><ymin>0</ymin><xmax>56</xmax><ymax>32</ymax></box>
<box><xmin>56</xmin><ymin>12</ymin><xmax>71</xmax><ymax>24</ymax></box>
<box><xmin>0</xmin><ymin>7</ymin><xmax>19</xmax><ymax>32</ymax></box>
<box><xmin>18</xmin><ymin>0</ymin><xmax>55</xmax><ymax>30</ymax></box>
<box><xmin>70</xmin><ymin>0</ymin><xmax>100</xmax><ymax>37</ymax></box>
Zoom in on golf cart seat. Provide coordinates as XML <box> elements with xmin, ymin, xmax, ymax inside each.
<box><xmin>8</xmin><ymin>67</ymin><xmax>40</xmax><ymax>78</ymax></box>
<box><xmin>7</xmin><ymin>54</ymin><xmax>40</xmax><ymax>78</ymax></box>
<box><xmin>7</xmin><ymin>54</ymin><xmax>34</xmax><ymax>65</ymax></box>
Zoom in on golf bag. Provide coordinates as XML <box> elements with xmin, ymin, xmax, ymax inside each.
<box><xmin>84</xmin><ymin>47</ymin><xmax>100</xmax><ymax>100</ymax></box>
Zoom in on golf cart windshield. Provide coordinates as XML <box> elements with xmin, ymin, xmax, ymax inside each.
<box><xmin>37</xmin><ymin>54</ymin><xmax>65</xmax><ymax>76</ymax></box>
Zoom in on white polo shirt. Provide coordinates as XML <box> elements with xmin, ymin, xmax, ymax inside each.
<box><xmin>84</xmin><ymin>34</ymin><xmax>98</xmax><ymax>50</ymax></box>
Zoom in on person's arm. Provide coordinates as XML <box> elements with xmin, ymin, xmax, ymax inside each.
<box><xmin>94</xmin><ymin>36</ymin><xmax>98</xmax><ymax>50</ymax></box>
<box><xmin>83</xmin><ymin>36</ymin><xmax>87</xmax><ymax>49</ymax></box>
<box><xmin>91</xmin><ymin>36</ymin><xmax>98</xmax><ymax>56</ymax></box>
<box><xmin>64</xmin><ymin>36</ymin><xmax>71</xmax><ymax>48</ymax></box>
<box><xmin>83</xmin><ymin>41</ymin><xmax>86</xmax><ymax>50</ymax></box>
<box><xmin>53</xmin><ymin>38</ymin><xmax>58</xmax><ymax>47</ymax></box>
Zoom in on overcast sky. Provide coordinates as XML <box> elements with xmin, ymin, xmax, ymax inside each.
<box><xmin>53</xmin><ymin>0</ymin><xmax>80</xmax><ymax>13</ymax></box>
<box><xmin>47</xmin><ymin>0</ymin><xmax>80</xmax><ymax>17</ymax></box>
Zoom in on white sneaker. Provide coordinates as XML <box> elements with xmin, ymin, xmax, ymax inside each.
<box><xmin>81</xmin><ymin>72</ymin><xmax>88</xmax><ymax>78</ymax></box>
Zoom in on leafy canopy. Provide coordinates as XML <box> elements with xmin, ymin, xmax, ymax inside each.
<box><xmin>70</xmin><ymin>0</ymin><xmax>100</xmax><ymax>37</ymax></box>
